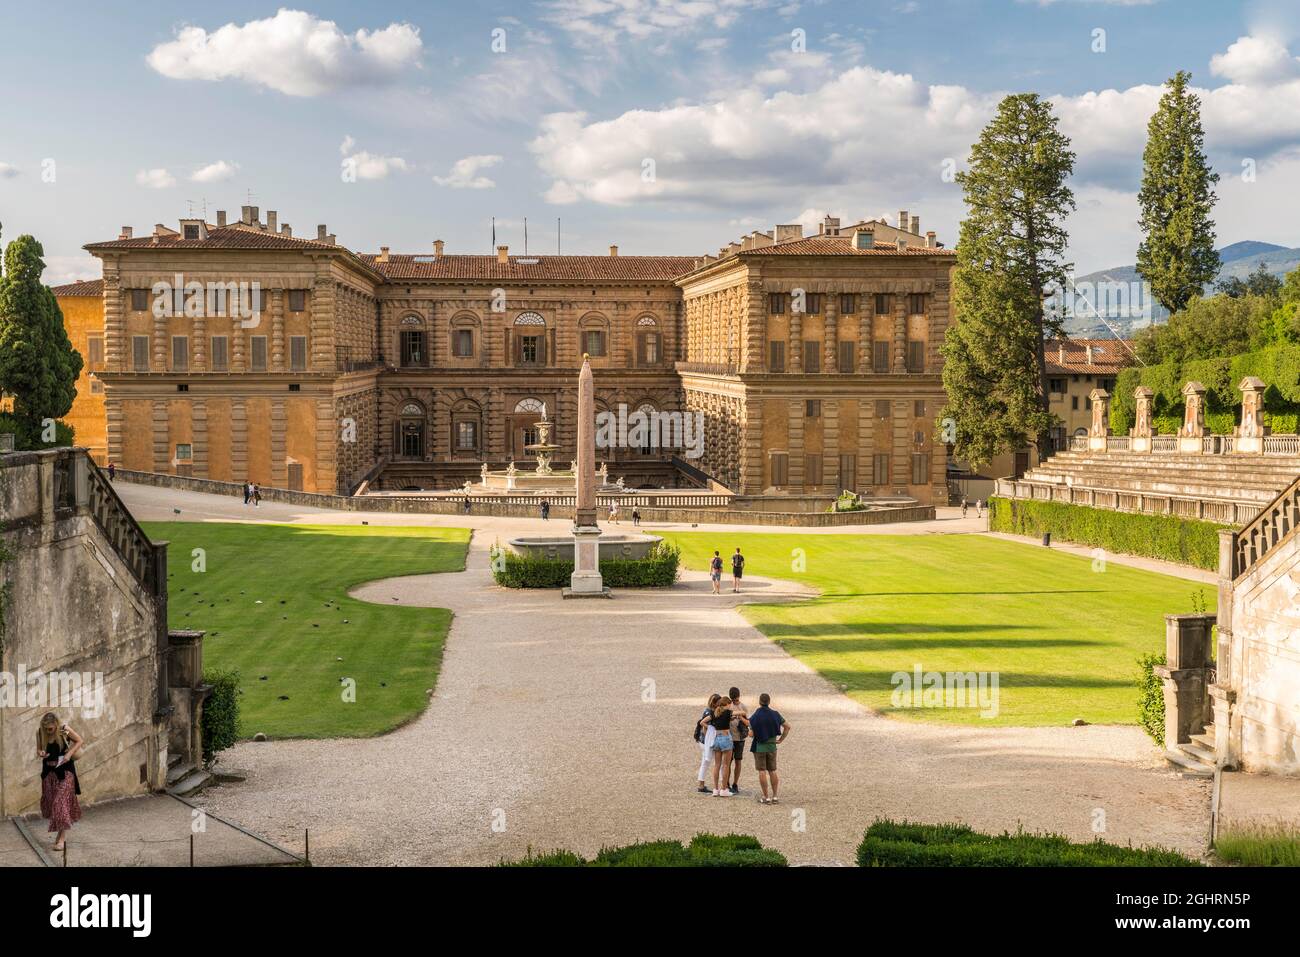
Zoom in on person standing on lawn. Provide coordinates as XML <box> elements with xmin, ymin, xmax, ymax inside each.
<box><xmin>749</xmin><ymin>693</ymin><xmax>791</xmax><ymax>804</ymax></box>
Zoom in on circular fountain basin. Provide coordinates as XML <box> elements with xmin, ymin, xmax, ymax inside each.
<box><xmin>508</xmin><ymin>534</ymin><xmax>663</xmax><ymax>561</ymax></box>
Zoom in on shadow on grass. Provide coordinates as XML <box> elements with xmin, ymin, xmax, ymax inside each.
<box><xmin>820</xmin><ymin>668</ymin><xmax>1136</xmax><ymax>691</ymax></box>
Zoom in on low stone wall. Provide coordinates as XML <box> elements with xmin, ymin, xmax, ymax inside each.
<box><xmin>113</xmin><ymin>469</ymin><xmax>934</xmax><ymax>527</ymax></box>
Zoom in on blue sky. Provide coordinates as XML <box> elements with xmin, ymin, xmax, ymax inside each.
<box><xmin>2</xmin><ymin>0</ymin><xmax>1299</xmax><ymax>283</ymax></box>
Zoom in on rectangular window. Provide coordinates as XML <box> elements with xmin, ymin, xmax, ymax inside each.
<box><xmin>1048</xmin><ymin>377</ymin><xmax>1066</xmax><ymax>394</ymax></box>
<box><xmin>171</xmin><ymin>335</ymin><xmax>188</xmax><ymax>371</ymax></box>
<box><xmin>250</xmin><ymin>336</ymin><xmax>268</xmax><ymax>372</ymax></box>
<box><xmin>805</xmin><ymin>399</ymin><xmax>821</xmax><ymax>418</ymax></box>
<box><xmin>805</xmin><ymin>293</ymin><xmax>823</xmax><ymax>314</ymax></box>
<box><xmin>839</xmin><ymin>293</ymin><xmax>857</xmax><ymax>315</ymax></box>
<box><xmin>400</xmin><ymin>329</ymin><xmax>426</xmax><ymax>367</ymax></box>
<box><xmin>876</xmin><ymin>399</ymin><xmax>891</xmax><ymax>420</ymax></box>
<box><xmin>210</xmin><ymin>336</ymin><xmax>229</xmax><ymax>372</ymax></box>
<box><xmin>908</xmin><ymin>293</ymin><xmax>927</xmax><ymax>315</ymax></box>
<box><xmin>803</xmin><ymin>341</ymin><xmax>820</xmax><ymax>373</ymax></box>
<box><xmin>638</xmin><ymin>331</ymin><xmax>659</xmax><ymax>366</ymax></box>
<box><xmin>130</xmin><ymin>289</ymin><xmax>149</xmax><ymax>312</ymax></box>
<box><xmin>911</xmin><ymin>452</ymin><xmax>930</xmax><ymax>485</ymax></box>
<box><xmin>873</xmin><ymin>340</ymin><xmax>891</xmax><ymax>373</ymax></box>
<box><xmin>175</xmin><ymin>443</ymin><xmax>193</xmax><ymax>461</ymax></box>
<box><xmin>1071</xmin><ymin>395</ymin><xmax>1079</xmax><ymax>411</ymax></box>
<box><xmin>906</xmin><ymin>340</ymin><xmax>925</xmax><ymax>373</ymax></box>
<box><xmin>874</xmin><ymin>293</ymin><xmax>891</xmax><ymax>315</ymax></box>
<box><xmin>768</xmin><ymin>293</ymin><xmax>786</xmax><ymax>314</ymax></box>
<box><xmin>288</xmin><ymin>290</ymin><xmax>307</xmax><ymax>312</ymax></box>
<box><xmin>872</xmin><ymin>453</ymin><xmax>890</xmax><ymax>486</ymax></box>
<box><xmin>520</xmin><ymin>335</ymin><xmax>540</xmax><ymax>364</ymax></box>
<box><xmin>584</xmin><ymin>330</ymin><xmax>606</xmax><ymax>357</ymax></box>
<box><xmin>457</xmin><ymin>420</ymin><xmax>478</xmax><ymax>450</ymax></box>
<box><xmin>840</xmin><ymin>454</ymin><xmax>857</xmax><ymax>492</ymax></box>
<box><xmin>770</xmin><ymin>452</ymin><xmax>789</xmax><ymax>486</ymax></box>
<box><xmin>132</xmin><ymin>335</ymin><xmax>149</xmax><ymax>371</ymax></box>
<box><xmin>768</xmin><ymin>340</ymin><xmax>785</xmax><ymax>373</ymax></box>
<box><xmin>454</xmin><ymin>329</ymin><xmax>474</xmax><ymax>357</ymax></box>
<box><xmin>87</xmin><ymin>335</ymin><xmax>104</xmax><ymax>370</ymax></box>
<box><xmin>290</xmin><ymin>336</ymin><xmax>307</xmax><ymax>372</ymax></box>
<box><xmin>914</xmin><ymin>399</ymin><xmax>927</xmax><ymax>418</ymax></box>
<box><xmin>804</xmin><ymin>454</ymin><xmax>823</xmax><ymax>488</ymax></box>
<box><xmin>838</xmin><ymin>340</ymin><xmax>855</xmax><ymax>373</ymax></box>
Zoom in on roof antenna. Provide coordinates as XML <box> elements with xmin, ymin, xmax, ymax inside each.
<box><xmin>491</xmin><ymin>216</ymin><xmax>496</xmax><ymax>252</ymax></box>
<box><xmin>524</xmin><ymin>217</ymin><xmax>528</xmax><ymax>256</ymax></box>
<box><xmin>557</xmin><ymin>217</ymin><xmax>561</xmax><ymax>255</ymax></box>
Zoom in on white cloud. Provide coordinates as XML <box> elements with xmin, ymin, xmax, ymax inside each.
<box><xmin>433</xmin><ymin>155</ymin><xmax>503</xmax><ymax>189</ymax></box>
<box><xmin>43</xmin><ymin>256</ymin><xmax>102</xmax><ymax>287</ymax></box>
<box><xmin>0</xmin><ymin>162</ymin><xmax>18</xmax><ymax>179</ymax></box>
<box><xmin>541</xmin><ymin>0</ymin><xmax>761</xmax><ymax>45</ymax></box>
<box><xmin>339</xmin><ymin>136</ymin><xmax>411</xmax><ymax>180</ymax></box>
<box><xmin>190</xmin><ymin>160</ymin><xmax>240</xmax><ymax>183</ymax></box>
<box><xmin>1211</xmin><ymin>34</ymin><xmax>1300</xmax><ymax>86</ymax></box>
<box><xmin>146</xmin><ymin>9</ymin><xmax>422</xmax><ymax>97</ymax></box>
<box><xmin>135</xmin><ymin>168</ymin><xmax>176</xmax><ymax>189</ymax></box>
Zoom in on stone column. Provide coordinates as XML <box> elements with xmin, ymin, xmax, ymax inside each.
<box><xmin>271</xmin><ymin>288</ymin><xmax>286</xmax><ymax>372</ymax></box>
<box><xmin>1087</xmin><ymin>388</ymin><xmax>1109</xmax><ymax>451</ymax></box>
<box><xmin>1130</xmin><ymin>386</ymin><xmax>1154</xmax><ymax>453</ymax></box>
<box><xmin>1178</xmin><ymin>381</ymin><xmax>1206</xmax><ymax>452</ymax></box>
<box><xmin>103</xmin><ymin>266</ymin><xmax>125</xmax><ymax>371</ymax></box>
<box><xmin>1152</xmin><ymin>613</ymin><xmax>1216</xmax><ymax>746</ymax></box>
<box><xmin>891</xmin><ymin>291</ymin><xmax>907</xmax><ymax>373</ymax></box>
<box><xmin>1234</xmin><ymin>376</ymin><xmax>1267</xmax><ymax>453</ymax></box>
<box><xmin>789</xmin><ymin>291</ymin><xmax>803</xmax><ymax>373</ymax></box>
<box><xmin>824</xmin><ymin>294</ymin><xmax>838</xmax><ymax>373</ymax></box>
<box><xmin>569</xmin><ymin>356</ymin><xmax>605</xmax><ymax>596</ymax></box>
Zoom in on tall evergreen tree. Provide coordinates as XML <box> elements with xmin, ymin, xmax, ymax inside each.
<box><xmin>0</xmin><ymin>226</ymin><xmax>83</xmax><ymax>448</ymax></box>
<box><xmin>940</xmin><ymin>94</ymin><xmax>1076</xmax><ymax>467</ymax></box>
<box><xmin>1136</xmin><ymin>71</ymin><xmax>1221</xmax><ymax>314</ymax></box>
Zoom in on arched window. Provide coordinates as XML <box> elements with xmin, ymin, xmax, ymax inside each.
<box><xmin>515</xmin><ymin>398</ymin><xmax>546</xmax><ymax>415</ymax></box>
<box><xmin>513</xmin><ymin>312</ymin><xmax>546</xmax><ymax>326</ymax></box>
<box><xmin>636</xmin><ymin>315</ymin><xmax>661</xmax><ymax>367</ymax></box>
<box><xmin>513</xmin><ymin>313</ymin><xmax>547</xmax><ymax>365</ymax></box>
<box><xmin>398</xmin><ymin>400</ymin><xmax>426</xmax><ymax>459</ymax></box>
<box><xmin>579</xmin><ymin>313</ymin><xmax>609</xmax><ymax>358</ymax></box>
<box><xmin>451</xmin><ymin>314</ymin><xmax>478</xmax><ymax>358</ymax></box>
<box><xmin>633</xmin><ymin>401</ymin><xmax>657</xmax><ymax>455</ymax></box>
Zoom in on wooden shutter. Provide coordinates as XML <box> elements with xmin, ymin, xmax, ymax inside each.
<box><xmin>840</xmin><ymin>454</ymin><xmax>857</xmax><ymax>492</ymax></box>
<box><xmin>290</xmin><ymin>336</ymin><xmax>307</xmax><ymax>371</ymax></box>
<box><xmin>839</xmin><ymin>340</ymin><xmax>855</xmax><ymax>373</ymax></box>
<box><xmin>907</xmin><ymin>340</ymin><xmax>925</xmax><ymax>373</ymax></box>
<box><xmin>770</xmin><ymin>452</ymin><xmax>789</xmax><ymax>486</ymax></box>
<box><xmin>873</xmin><ymin>453</ymin><xmax>890</xmax><ymax>486</ymax></box>
<box><xmin>769</xmin><ymin>340</ymin><xmax>785</xmax><ymax>372</ymax></box>
<box><xmin>873</xmin><ymin>340</ymin><xmax>890</xmax><ymax>373</ymax></box>
<box><xmin>876</xmin><ymin>399</ymin><xmax>891</xmax><ymax>420</ymax></box>
<box><xmin>804</xmin><ymin>454</ymin><xmax>823</xmax><ymax>488</ymax></box>
<box><xmin>803</xmin><ymin>340</ymin><xmax>820</xmax><ymax>373</ymax></box>
<box><xmin>251</xmin><ymin>336</ymin><xmax>268</xmax><ymax>371</ymax></box>
<box><xmin>132</xmin><ymin>336</ymin><xmax>149</xmax><ymax>370</ymax></box>
<box><xmin>171</xmin><ymin>336</ymin><xmax>188</xmax><ymax>371</ymax></box>
<box><xmin>211</xmin><ymin>336</ymin><xmax>229</xmax><ymax>371</ymax></box>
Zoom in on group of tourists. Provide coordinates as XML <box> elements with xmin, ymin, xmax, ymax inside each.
<box><xmin>959</xmin><ymin>498</ymin><xmax>984</xmax><ymax>519</ymax></box>
<box><xmin>242</xmin><ymin>481</ymin><xmax>262</xmax><ymax>506</ymax></box>
<box><xmin>693</xmin><ymin>688</ymin><xmax>790</xmax><ymax>803</ymax></box>
<box><xmin>708</xmin><ymin>548</ymin><xmax>745</xmax><ymax>594</ymax></box>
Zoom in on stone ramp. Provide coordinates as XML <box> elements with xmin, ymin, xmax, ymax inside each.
<box><xmin>7</xmin><ymin>794</ymin><xmax>303</xmax><ymax>867</ymax></box>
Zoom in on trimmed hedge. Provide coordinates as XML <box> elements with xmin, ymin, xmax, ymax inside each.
<box><xmin>489</xmin><ymin>541</ymin><xmax>680</xmax><ymax>588</ymax></box>
<box><xmin>1136</xmin><ymin>652</ymin><xmax>1166</xmax><ymax>746</ymax></box>
<box><xmin>501</xmin><ymin>832</ymin><xmax>787</xmax><ymax>867</ymax></box>
<box><xmin>989</xmin><ymin>496</ymin><xmax>1224</xmax><ymax>571</ymax></box>
<box><xmin>201</xmin><ymin>667</ymin><xmax>241</xmax><ymax>766</ymax></box>
<box><xmin>857</xmin><ymin>819</ymin><xmax>1200</xmax><ymax>867</ymax></box>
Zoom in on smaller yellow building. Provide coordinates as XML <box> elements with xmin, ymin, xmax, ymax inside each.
<box><xmin>52</xmin><ymin>279</ymin><xmax>107</xmax><ymax>463</ymax></box>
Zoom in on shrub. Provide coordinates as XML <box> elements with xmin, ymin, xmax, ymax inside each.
<box><xmin>1136</xmin><ymin>652</ymin><xmax>1166</xmax><ymax>746</ymax></box>
<box><xmin>988</xmin><ymin>497</ymin><xmax>1224</xmax><ymax>571</ymax></box>
<box><xmin>0</xmin><ymin>412</ymin><xmax>74</xmax><ymax>450</ymax></box>
<box><xmin>489</xmin><ymin>542</ymin><xmax>680</xmax><ymax>588</ymax></box>
<box><xmin>856</xmin><ymin>819</ymin><xmax>1199</xmax><ymax>867</ymax></box>
<box><xmin>201</xmin><ymin>667</ymin><xmax>241</xmax><ymax>766</ymax></box>
<box><xmin>500</xmin><ymin>832</ymin><xmax>787</xmax><ymax>867</ymax></box>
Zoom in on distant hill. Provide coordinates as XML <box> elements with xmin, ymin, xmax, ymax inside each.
<box><xmin>1060</xmin><ymin>241</ymin><xmax>1300</xmax><ymax>339</ymax></box>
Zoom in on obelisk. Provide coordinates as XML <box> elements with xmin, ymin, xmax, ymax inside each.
<box><xmin>567</xmin><ymin>355</ymin><xmax>606</xmax><ymax>596</ymax></box>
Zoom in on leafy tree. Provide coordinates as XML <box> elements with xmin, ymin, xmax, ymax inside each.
<box><xmin>1132</xmin><ymin>292</ymin><xmax>1280</xmax><ymax>365</ymax></box>
<box><xmin>1216</xmin><ymin>262</ymin><xmax>1283</xmax><ymax>299</ymax></box>
<box><xmin>940</xmin><ymin>94</ymin><xmax>1076</xmax><ymax>466</ymax></box>
<box><xmin>1136</xmin><ymin>72</ymin><xmax>1221</xmax><ymax>313</ymax></box>
<box><xmin>0</xmin><ymin>226</ymin><xmax>83</xmax><ymax>448</ymax></box>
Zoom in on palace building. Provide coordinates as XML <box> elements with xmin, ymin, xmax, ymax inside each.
<box><xmin>58</xmin><ymin>205</ymin><xmax>956</xmax><ymax>504</ymax></box>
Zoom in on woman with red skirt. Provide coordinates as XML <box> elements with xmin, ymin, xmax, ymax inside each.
<box><xmin>37</xmin><ymin>712</ymin><xmax>83</xmax><ymax>850</ymax></box>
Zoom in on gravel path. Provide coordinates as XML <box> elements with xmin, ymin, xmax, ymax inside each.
<box><xmin>117</xmin><ymin>483</ymin><xmax>1211</xmax><ymax>865</ymax></box>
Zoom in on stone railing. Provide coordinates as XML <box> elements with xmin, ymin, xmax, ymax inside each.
<box><xmin>995</xmin><ymin>477</ymin><xmax>1259</xmax><ymax>526</ymax></box>
<box><xmin>674</xmin><ymin>361</ymin><xmax>738</xmax><ymax>376</ymax></box>
<box><xmin>1265</xmin><ymin>435</ymin><xmax>1300</xmax><ymax>456</ymax></box>
<box><xmin>1228</xmin><ymin>473</ymin><xmax>1300</xmax><ymax>580</ymax></box>
<box><xmin>85</xmin><ymin>455</ymin><xmax>160</xmax><ymax>595</ymax></box>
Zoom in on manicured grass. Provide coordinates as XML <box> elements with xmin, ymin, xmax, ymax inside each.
<box><xmin>1215</xmin><ymin>826</ymin><xmax>1300</xmax><ymax>867</ymax></box>
<box><xmin>143</xmin><ymin>522</ymin><xmax>469</xmax><ymax>739</ymax></box>
<box><xmin>664</xmin><ymin>532</ymin><xmax>1213</xmax><ymax>726</ymax></box>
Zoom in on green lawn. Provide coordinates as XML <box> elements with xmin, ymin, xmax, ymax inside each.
<box><xmin>664</xmin><ymin>532</ymin><xmax>1213</xmax><ymax>726</ymax></box>
<box><xmin>143</xmin><ymin>522</ymin><xmax>470</xmax><ymax>739</ymax></box>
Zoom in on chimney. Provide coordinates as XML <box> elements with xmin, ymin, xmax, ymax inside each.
<box><xmin>241</xmin><ymin>205</ymin><xmax>252</xmax><ymax>224</ymax></box>
<box><xmin>910</xmin><ymin>215</ymin><xmax>920</xmax><ymax>235</ymax></box>
<box><xmin>267</xmin><ymin>210</ymin><xmax>277</xmax><ymax>233</ymax></box>
<box><xmin>119</xmin><ymin>226</ymin><xmax>133</xmax><ymax>240</ymax></box>
<box><xmin>327</xmin><ymin>233</ymin><xmax>336</xmax><ymax>245</ymax></box>
<box><xmin>925</xmin><ymin>230</ymin><xmax>936</xmax><ymax>248</ymax></box>
<box><xmin>774</xmin><ymin>224</ymin><xmax>803</xmax><ymax>243</ymax></box>
<box><xmin>1058</xmin><ymin>341</ymin><xmax>1065</xmax><ymax>363</ymax></box>
<box><xmin>249</xmin><ymin>206</ymin><xmax>259</xmax><ymax>225</ymax></box>
<box><xmin>216</xmin><ymin>210</ymin><xmax>227</xmax><ymax>228</ymax></box>
<box><xmin>378</xmin><ymin>246</ymin><xmax>390</xmax><ymax>263</ymax></box>
<box><xmin>898</xmin><ymin>209</ymin><xmax>909</xmax><ymax>230</ymax></box>
<box><xmin>609</xmin><ymin>244</ymin><xmax>619</xmax><ymax>257</ymax></box>
<box><xmin>433</xmin><ymin>239</ymin><xmax>444</xmax><ymax>258</ymax></box>
<box><xmin>281</xmin><ymin>223</ymin><xmax>292</xmax><ymax>238</ymax></box>
<box><xmin>895</xmin><ymin>237</ymin><xmax>907</xmax><ymax>251</ymax></box>
<box><xmin>317</xmin><ymin>225</ymin><xmax>328</xmax><ymax>240</ymax></box>
<box><xmin>1086</xmin><ymin>344</ymin><xmax>1094</xmax><ymax>365</ymax></box>
<box><xmin>497</xmin><ymin>245</ymin><xmax>509</xmax><ymax>264</ymax></box>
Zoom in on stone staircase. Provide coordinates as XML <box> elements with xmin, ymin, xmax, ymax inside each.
<box><xmin>1022</xmin><ymin>450</ymin><xmax>1300</xmax><ymax>506</ymax></box>
<box><xmin>165</xmin><ymin>751</ymin><xmax>213</xmax><ymax>797</ymax></box>
<box><xmin>1165</xmin><ymin>720</ymin><xmax>1217</xmax><ymax>779</ymax></box>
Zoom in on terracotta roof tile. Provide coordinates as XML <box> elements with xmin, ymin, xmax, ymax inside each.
<box><xmin>50</xmin><ymin>278</ymin><xmax>105</xmax><ymax>297</ymax></box>
<box><xmin>1045</xmin><ymin>338</ymin><xmax>1135</xmax><ymax>374</ymax></box>
<box><xmin>736</xmin><ymin>236</ymin><xmax>955</xmax><ymax>257</ymax></box>
<box><xmin>85</xmin><ymin>225</ymin><xmax>339</xmax><ymax>252</ymax></box>
<box><xmin>363</xmin><ymin>253</ymin><xmax>698</xmax><ymax>283</ymax></box>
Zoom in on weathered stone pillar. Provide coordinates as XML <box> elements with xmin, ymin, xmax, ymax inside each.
<box><xmin>1130</xmin><ymin>386</ymin><xmax>1153</xmax><ymax>452</ymax></box>
<box><xmin>1178</xmin><ymin>381</ymin><xmax>1206</xmax><ymax>452</ymax></box>
<box><xmin>1152</xmin><ymin>613</ymin><xmax>1216</xmax><ymax>746</ymax></box>
<box><xmin>1087</xmin><ymin>388</ymin><xmax>1109</xmax><ymax>451</ymax></box>
<box><xmin>1234</xmin><ymin>376</ymin><xmax>1267</xmax><ymax>453</ymax></box>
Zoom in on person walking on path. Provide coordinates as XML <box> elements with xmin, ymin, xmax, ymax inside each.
<box><xmin>243</xmin><ymin>481</ymin><xmax>252</xmax><ymax>505</ymax></box>
<box><xmin>731</xmin><ymin>547</ymin><xmax>745</xmax><ymax>594</ymax></box>
<box><xmin>37</xmin><ymin>713</ymin><xmax>83</xmax><ymax>851</ymax></box>
<box><xmin>709</xmin><ymin>551</ymin><xmax>723</xmax><ymax>595</ymax></box>
<box><xmin>463</xmin><ymin>497</ymin><xmax>472</xmax><ymax>515</ymax></box>
<box><xmin>609</xmin><ymin>501</ymin><xmax>620</xmax><ymax>524</ymax></box>
<box><xmin>961</xmin><ymin>498</ymin><xmax>968</xmax><ymax>519</ymax></box>
<box><xmin>107</xmin><ymin>462</ymin><xmax>116</xmax><ymax>482</ymax></box>
<box><xmin>749</xmin><ymin>693</ymin><xmax>791</xmax><ymax>805</ymax></box>
<box><xmin>540</xmin><ymin>499</ymin><xmax>550</xmax><ymax>521</ymax></box>
<box><xmin>631</xmin><ymin>507</ymin><xmax>641</xmax><ymax>526</ymax></box>
<box><xmin>251</xmin><ymin>483</ymin><xmax>261</xmax><ymax>507</ymax></box>
<box><xmin>694</xmin><ymin>693</ymin><xmax>721</xmax><ymax>793</ymax></box>
<box><xmin>728</xmin><ymin>686</ymin><xmax>749</xmax><ymax>794</ymax></box>
<box><xmin>975</xmin><ymin>499</ymin><xmax>983</xmax><ymax>519</ymax></box>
